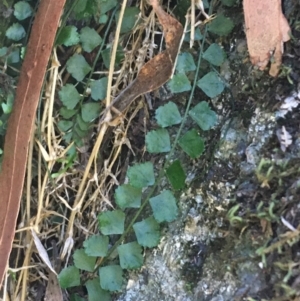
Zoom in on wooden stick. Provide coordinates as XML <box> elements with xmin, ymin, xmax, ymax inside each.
<box><xmin>0</xmin><ymin>0</ymin><xmax>66</xmax><ymax>287</ymax></box>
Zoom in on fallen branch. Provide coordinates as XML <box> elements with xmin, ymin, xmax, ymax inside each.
<box><xmin>0</xmin><ymin>0</ymin><xmax>66</xmax><ymax>287</ymax></box>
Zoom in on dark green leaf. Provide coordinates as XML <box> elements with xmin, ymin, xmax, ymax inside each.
<box><xmin>221</xmin><ymin>0</ymin><xmax>237</xmax><ymax>7</ymax></box>
<box><xmin>98</xmin><ymin>0</ymin><xmax>118</xmax><ymax>15</ymax></box>
<box><xmin>2</xmin><ymin>104</ymin><xmax>11</xmax><ymax>115</ymax></box>
<box><xmin>101</xmin><ymin>46</ymin><xmax>124</xmax><ymax>69</ymax></box>
<box><xmin>83</xmin><ymin>235</ymin><xmax>108</xmax><ymax>257</ymax></box>
<box><xmin>0</xmin><ymin>47</ymin><xmax>7</xmax><ymax>57</ymax></box>
<box><xmin>86</xmin><ymin>278</ymin><xmax>111</xmax><ymax>301</ymax></box>
<box><xmin>197</xmin><ymin>71</ymin><xmax>224</xmax><ymax>98</ymax></box>
<box><xmin>73</xmin><ymin>0</ymin><xmax>93</xmax><ymax>20</ymax></box>
<box><xmin>63</xmin><ymin>132</ymin><xmax>73</xmax><ymax>143</ymax></box>
<box><xmin>59</xmin><ymin>84</ymin><xmax>81</xmax><ymax>110</ymax></box>
<box><xmin>59</xmin><ymin>107</ymin><xmax>77</xmax><ymax>119</ymax></box>
<box><xmin>184</xmin><ymin>27</ymin><xmax>203</xmax><ymax>42</ymax></box>
<box><xmin>67</xmin><ymin>144</ymin><xmax>77</xmax><ymax>157</ymax></box>
<box><xmin>14</xmin><ymin>1</ymin><xmax>32</xmax><ymax>20</ymax></box>
<box><xmin>167</xmin><ymin>73</ymin><xmax>191</xmax><ymax>93</ymax></box>
<box><xmin>76</xmin><ymin>114</ymin><xmax>90</xmax><ymax>131</ymax></box>
<box><xmin>90</xmin><ymin>77</ymin><xmax>108</xmax><ymax>101</ymax></box>
<box><xmin>81</xmin><ymin>102</ymin><xmax>101</xmax><ymax>122</ymax></box>
<box><xmin>99</xmin><ymin>14</ymin><xmax>108</xmax><ymax>24</ymax></box>
<box><xmin>133</xmin><ymin>217</ymin><xmax>160</xmax><ymax>247</ymax></box>
<box><xmin>165</xmin><ymin>160</ymin><xmax>185</xmax><ymax>190</ymax></box>
<box><xmin>73</xmin><ymin>124</ymin><xmax>88</xmax><ymax>138</ymax></box>
<box><xmin>99</xmin><ymin>265</ymin><xmax>123</xmax><ymax>292</ymax></box>
<box><xmin>115</xmin><ymin>184</ymin><xmax>142</xmax><ymax>210</ymax></box>
<box><xmin>98</xmin><ymin>210</ymin><xmax>125</xmax><ymax>235</ymax></box>
<box><xmin>189</xmin><ymin>101</ymin><xmax>217</xmax><ymax>130</ymax></box>
<box><xmin>145</xmin><ymin>129</ymin><xmax>171</xmax><ymax>153</ymax></box>
<box><xmin>58</xmin><ymin>266</ymin><xmax>80</xmax><ymax>289</ymax></box>
<box><xmin>178</xmin><ymin>129</ymin><xmax>205</xmax><ymax>159</ymax></box>
<box><xmin>208</xmin><ymin>14</ymin><xmax>234</xmax><ymax>36</ymax></box>
<box><xmin>58</xmin><ymin>120</ymin><xmax>73</xmax><ymax>132</ymax></box>
<box><xmin>150</xmin><ymin>190</ymin><xmax>178</xmax><ymax>223</ymax></box>
<box><xmin>176</xmin><ymin>52</ymin><xmax>196</xmax><ymax>73</ymax></box>
<box><xmin>117</xmin><ymin>242</ymin><xmax>143</xmax><ymax>269</ymax></box>
<box><xmin>127</xmin><ymin>162</ymin><xmax>155</xmax><ymax>188</ymax></box>
<box><xmin>7</xmin><ymin>48</ymin><xmax>20</xmax><ymax>64</ymax></box>
<box><xmin>56</xmin><ymin>26</ymin><xmax>80</xmax><ymax>46</ymax></box>
<box><xmin>116</xmin><ymin>7</ymin><xmax>140</xmax><ymax>34</ymax></box>
<box><xmin>66</xmin><ymin>54</ymin><xmax>91</xmax><ymax>81</ymax></box>
<box><xmin>80</xmin><ymin>27</ymin><xmax>102</xmax><ymax>53</ymax></box>
<box><xmin>155</xmin><ymin>102</ymin><xmax>182</xmax><ymax>128</ymax></box>
<box><xmin>6</xmin><ymin>23</ymin><xmax>25</xmax><ymax>41</ymax></box>
<box><xmin>73</xmin><ymin>249</ymin><xmax>96</xmax><ymax>272</ymax></box>
<box><xmin>174</xmin><ymin>0</ymin><xmax>190</xmax><ymax>23</ymax></box>
<box><xmin>70</xmin><ymin>294</ymin><xmax>85</xmax><ymax>301</ymax></box>
<box><xmin>203</xmin><ymin>0</ymin><xmax>209</xmax><ymax>8</ymax></box>
<box><xmin>73</xmin><ymin>0</ymin><xmax>87</xmax><ymax>14</ymax></box>
<box><xmin>203</xmin><ymin>44</ymin><xmax>226</xmax><ymax>66</ymax></box>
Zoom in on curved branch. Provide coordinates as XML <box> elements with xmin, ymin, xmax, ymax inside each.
<box><xmin>0</xmin><ymin>0</ymin><xmax>66</xmax><ymax>287</ymax></box>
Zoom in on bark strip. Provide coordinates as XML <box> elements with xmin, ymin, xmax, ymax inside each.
<box><xmin>103</xmin><ymin>0</ymin><xmax>183</xmax><ymax>120</ymax></box>
<box><xmin>243</xmin><ymin>0</ymin><xmax>290</xmax><ymax>76</ymax></box>
<box><xmin>0</xmin><ymin>0</ymin><xmax>66</xmax><ymax>287</ymax></box>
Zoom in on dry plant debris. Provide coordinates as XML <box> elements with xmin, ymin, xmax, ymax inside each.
<box><xmin>243</xmin><ymin>0</ymin><xmax>290</xmax><ymax>76</ymax></box>
<box><xmin>0</xmin><ymin>0</ymin><xmax>184</xmax><ymax>299</ymax></box>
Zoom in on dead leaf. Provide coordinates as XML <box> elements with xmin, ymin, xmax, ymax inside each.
<box><xmin>276</xmin><ymin>125</ymin><xmax>292</xmax><ymax>152</ymax></box>
<box><xmin>103</xmin><ymin>0</ymin><xmax>183</xmax><ymax>119</ymax></box>
<box><xmin>60</xmin><ymin>235</ymin><xmax>74</xmax><ymax>262</ymax></box>
<box><xmin>31</xmin><ymin>229</ymin><xmax>57</xmax><ymax>275</ymax></box>
<box><xmin>44</xmin><ymin>271</ymin><xmax>63</xmax><ymax>301</ymax></box>
<box><xmin>260</xmin><ymin>218</ymin><xmax>273</xmax><ymax>237</ymax></box>
<box><xmin>0</xmin><ymin>0</ymin><xmax>66</xmax><ymax>287</ymax></box>
<box><xmin>243</xmin><ymin>0</ymin><xmax>290</xmax><ymax>77</ymax></box>
<box><xmin>44</xmin><ymin>241</ymin><xmax>63</xmax><ymax>301</ymax></box>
